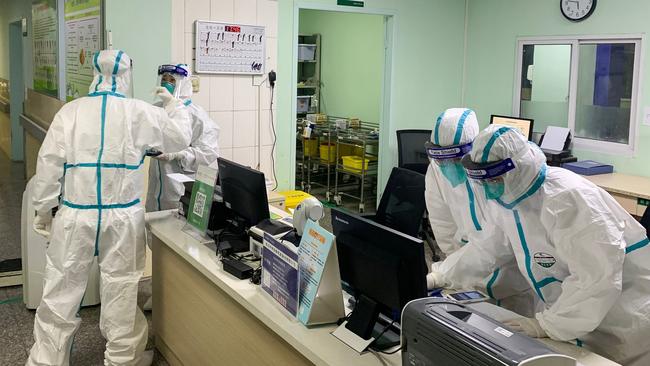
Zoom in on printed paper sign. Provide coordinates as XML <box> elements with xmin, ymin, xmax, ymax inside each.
<box><xmin>262</xmin><ymin>233</ymin><xmax>299</xmax><ymax>317</ymax></box>
<box><xmin>64</xmin><ymin>0</ymin><xmax>101</xmax><ymax>101</ymax></box>
<box><xmin>297</xmin><ymin>220</ymin><xmax>335</xmax><ymax>324</ymax></box>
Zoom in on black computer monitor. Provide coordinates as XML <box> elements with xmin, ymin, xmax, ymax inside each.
<box><xmin>490</xmin><ymin>115</ymin><xmax>535</xmax><ymax>141</ymax></box>
<box><xmin>217</xmin><ymin>157</ymin><xmax>270</xmax><ymax>228</ymax></box>
<box><xmin>331</xmin><ymin>208</ymin><xmax>427</xmax><ymax>348</ymax></box>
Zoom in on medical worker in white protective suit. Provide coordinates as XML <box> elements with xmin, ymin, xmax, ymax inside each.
<box><xmin>429</xmin><ymin>124</ymin><xmax>650</xmax><ymax>365</ymax></box>
<box><xmin>424</xmin><ymin>108</ymin><xmax>536</xmax><ymax>317</ymax></box>
<box><xmin>146</xmin><ymin>63</ymin><xmax>220</xmax><ymax>212</ymax></box>
<box><xmin>28</xmin><ymin>50</ymin><xmax>192</xmax><ymax>366</ymax></box>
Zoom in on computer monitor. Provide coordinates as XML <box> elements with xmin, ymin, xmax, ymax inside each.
<box><xmin>217</xmin><ymin>157</ymin><xmax>270</xmax><ymax>228</ymax></box>
<box><xmin>490</xmin><ymin>115</ymin><xmax>534</xmax><ymax>141</ymax></box>
<box><xmin>331</xmin><ymin>208</ymin><xmax>427</xmax><ymax>348</ymax></box>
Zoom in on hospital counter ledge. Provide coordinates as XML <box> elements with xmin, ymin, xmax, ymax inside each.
<box><xmin>146</xmin><ymin>210</ymin><xmax>620</xmax><ymax>366</ymax></box>
<box><xmin>584</xmin><ymin>173</ymin><xmax>650</xmax><ymax>217</ymax></box>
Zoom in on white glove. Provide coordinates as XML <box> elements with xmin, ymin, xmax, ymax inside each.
<box><xmin>154</xmin><ymin>152</ymin><xmax>179</xmax><ymax>162</ymax></box>
<box><xmin>426</xmin><ymin>271</ymin><xmax>447</xmax><ymax>290</ymax></box>
<box><xmin>503</xmin><ymin>317</ymin><xmax>548</xmax><ymax>338</ymax></box>
<box><xmin>33</xmin><ymin>212</ymin><xmax>52</xmax><ymax>239</ymax></box>
<box><xmin>154</xmin><ymin>86</ymin><xmax>177</xmax><ymax>107</ymax></box>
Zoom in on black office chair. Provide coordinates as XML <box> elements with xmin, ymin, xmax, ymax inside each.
<box><xmin>641</xmin><ymin>207</ymin><xmax>650</xmax><ymax>237</ymax></box>
<box><xmin>371</xmin><ymin>167</ymin><xmax>426</xmax><ymax>237</ymax></box>
<box><xmin>396</xmin><ymin>129</ymin><xmax>431</xmax><ymax>175</ymax></box>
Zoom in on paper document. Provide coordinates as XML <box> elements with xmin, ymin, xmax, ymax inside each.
<box><xmin>167</xmin><ymin>173</ymin><xmax>194</xmax><ymax>183</ymax></box>
<box><xmin>541</xmin><ymin>126</ymin><xmax>570</xmax><ymax>152</ymax></box>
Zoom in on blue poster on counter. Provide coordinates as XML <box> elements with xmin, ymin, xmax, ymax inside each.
<box><xmin>297</xmin><ymin>220</ymin><xmax>335</xmax><ymax>325</ymax></box>
<box><xmin>261</xmin><ymin>233</ymin><xmax>299</xmax><ymax>317</ymax></box>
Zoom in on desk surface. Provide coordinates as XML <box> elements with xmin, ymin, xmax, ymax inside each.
<box><xmin>584</xmin><ymin>173</ymin><xmax>650</xmax><ymax>200</ymax></box>
<box><xmin>147</xmin><ymin>211</ymin><xmax>400</xmax><ymax>366</ymax></box>
<box><xmin>147</xmin><ymin>211</ymin><xmax>619</xmax><ymax>366</ymax></box>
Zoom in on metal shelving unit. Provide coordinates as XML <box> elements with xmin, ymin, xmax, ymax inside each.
<box><xmin>333</xmin><ymin>122</ymin><xmax>380</xmax><ymax>213</ymax></box>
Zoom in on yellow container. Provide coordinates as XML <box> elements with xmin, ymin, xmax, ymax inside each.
<box><xmin>341</xmin><ymin>155</ymin><xmax>376</xmax><ymax>171</ymax></box>
<box><xmin>278</xmin><ymin>190</ymin><xmax>313</xmax><ymax>211</ymax></box>
<box><xmin>319</xmin><ymin>143</ymin><xmax>337</xmax><ymax>163</ymax></box>
<box><xmin>338</xmin><ymin>144</ymin><xmax>364</xmax><ymax>157</ymax></box>
<box><xmin>303</xmin><ymin>138</ymin><xmax>318</xmax><ymax>157</ymax></box>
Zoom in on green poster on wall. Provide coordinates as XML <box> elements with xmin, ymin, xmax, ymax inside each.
<box><xmin>32</xmin><ymin>0</ymin><xmax>59</xmax><ymax>97</ymax></box>
<box><xmin>64</xmin><ymin>0</ymin><xmax>102</xmax><ymax>101</ymax></box>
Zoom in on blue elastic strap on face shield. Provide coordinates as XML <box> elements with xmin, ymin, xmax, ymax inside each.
<box><xmin>158</xmin><ymin>64</ymin><xmax>189</xmax><ymax>77</ymax></box>
<box><xmin>465</xmin><ymin>158</ymin><xmax>516</xmax><ymax>180</ymax></box>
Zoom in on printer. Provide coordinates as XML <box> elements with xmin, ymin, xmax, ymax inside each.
<box><xmin>538</xmin><ymin>127</ymin><xmax>577</xmax><ymax>167</ymax></box>
<box><xmin>401</xmin><ymin>298</ymin><xmax>576</xmax><ymax>366</ymax></box>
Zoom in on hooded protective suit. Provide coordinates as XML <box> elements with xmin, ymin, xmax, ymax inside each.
<box><xmin>145</xmin><ymin>64</ymin><xmax>220</xmax><ymax>212</ymax></box>
<box><xmin>424</xmin><ymin>108</ymin><xmax>535</xmax><ymax>316</ymax></box>
<box><xmin>440</xmin><ymin>124</ymin><xmax>650</xmax><ymax>365</ymax></box>
<box><xmin>27</xmin><ymin>50</ymin><xmax>191</xmax><ymax>366</ymax></box>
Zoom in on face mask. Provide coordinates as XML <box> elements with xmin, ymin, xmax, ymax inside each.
<box><xmin>161</xmin><ymin>81</ymin><xmax>175</xmax><ymax>95</ymax></box>
<box><xmin>484</xmin><ymin>181</ymin><xmax>505</xmax><ymax>200</ymax></box>
<box><xmin>439</xmin><ymin>162</ymin><xmax>467</xmax><ymax>187</ymax></box>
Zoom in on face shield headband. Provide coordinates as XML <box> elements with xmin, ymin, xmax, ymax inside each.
<box><xmin>461</xmin><ymin>154</ymin><xmax>516</xmax><ymax>180</ymax></box>
<box><xmin>157</xmin><ymin>64</ymin><xmax>189</xmax><ymax>77</ymax></box>
<box><xmin>425</xmin><ymin>141</ymin><xmax>473</xmax><ymax>161</ymax></box>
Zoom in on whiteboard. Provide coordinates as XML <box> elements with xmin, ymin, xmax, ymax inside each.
<box><xmin>194</xmin><ymin>20</ymin><xmax>266</xmax><ymax>75</ymax></box>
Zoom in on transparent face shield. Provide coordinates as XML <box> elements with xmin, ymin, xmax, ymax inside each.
<box><xmin>425</xmin><ymin>141</ymin><xmax>473</xmax><ymax>187</ymax></box>
<box><xmin>461</xmin><ymin>154</ymin><xmax>516</xmax><ymax>200</ymax></box>
<box><xmin>156</xmin><ymin>64</ymin><xmax>188</xmax><ymax>99</ymax></box>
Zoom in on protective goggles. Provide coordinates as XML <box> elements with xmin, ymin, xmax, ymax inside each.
<box><xmin>425</xmin><ymin>141</ymin><xmax>473</xmax><ymax>161</ymax></box>
<box><xmin>461</xmin><ymin>154</ymin><xmax>516</xmax><ymax>180</ymax></box>
<box><xmin>157</xmin><ymin>64</ymin><xmax>189</xmax><ymax>77</ymax></box>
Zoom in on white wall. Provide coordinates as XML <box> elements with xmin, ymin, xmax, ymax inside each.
<box><xmin>172</xmin><ymin>0</ymin><xmax>279</xmax><ymax>183</ymax></box>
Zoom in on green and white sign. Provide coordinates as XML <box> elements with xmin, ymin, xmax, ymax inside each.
<box><xmin>337</xmin><ymin>0</ymin><xmax>364</xmax><ymax>7</ymax></box>
<box><xmin>32</xmin><ymin>0</ymin><xmax>59</xmax><ymax>97</ymax></box>
<box><xmin>187</xmin><ymin>165</ymin><xmax>218</xmax><ymax>233</ymax></box>
<box><xmin>64</xmin><ymin>0</ymin><xmax>102</xmax><ymax>101</ymax></box>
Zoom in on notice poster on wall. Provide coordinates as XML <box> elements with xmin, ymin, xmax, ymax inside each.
<box><xmin>32</xmin><ymin>0</ymin><xmax>59</xmax><ymax>97</ymax></box>
<box><xmin>64</xmin><ymin>0</ymin><xmax>101</xmax><ymax>101</ymax></box>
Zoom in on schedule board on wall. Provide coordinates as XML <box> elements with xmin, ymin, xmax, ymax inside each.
<box><xmin>194</xmin><ymin>20</ymin><xmax>266</xmax><ymax>75</ymax></box>
<box><xmin>64</xmin><ymin>0</ymin><xmax>102</xmax><ymax>101</ymax></box>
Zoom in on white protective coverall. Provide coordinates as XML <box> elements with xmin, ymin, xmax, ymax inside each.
<box><xmin>441</xmin><ymin>124</ymin><xmax>650</xmax><ymax>365</ymax></box>
<box><xmin>425</xmin><ymin>108</ymin><xmax>535</xmax><ymax>316</ymax></box>
<box><xmin>27</xmin><ymin>50</ymin><xmax>191</xmax><ymax>366</ymax></box>
<box><xmin>145</xmin><ymin>64</ymin><xmax>220</xmax><ymax>212</ymax></box>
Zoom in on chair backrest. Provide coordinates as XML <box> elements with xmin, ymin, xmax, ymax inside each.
<box><xmin>396</xmin><ymin>129</ymin><xmax>431</xmax><ymax>175</ymax></box>
<box><xmin>374</xmin><ymin>167</ymin><xmax>426</xmax><ymax>237</ymax></box>
<box><xmin>641</xmin><ymin>207</ymin><xmax>650</xmax><ymax>237</ymax></box>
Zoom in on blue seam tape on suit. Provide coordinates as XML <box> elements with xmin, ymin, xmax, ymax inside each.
<box><xmin>513</xmin><ymin>210</ymin><xmax>561</xmax><ymax>302</ymax></box>
<box><xmin>111</xmin><ymin>51</ymin><xmax>124</xmax><ymax>93</ymax></box>
<box><xmin>626</xmin><ymin>238</ymin><xmax>650</xmax><ymax>254</ymax></box>
<box><xmin>453</xmin><ymin>109</ymin><xmax>472</xmax><ymax>145</ymax></box>
<box><xmin>88</xmin><ymin>91</ymin><xmax>125</xmax><ymax>98</ymax></box>
<box><xmin>434</xmin><ymin>112</ymin><xmax>445</xmax><ymax>145</ymax></box>
<box><xmin>94</xmin><ymin>94</ymin><xmax>108</xmax><ymax>256</ymax></box>
<box><xmin>63</xmin><ymin>199</ymin><xmax>140</xmax><ymax>210</ymax></box>
<box><xmin>481</xmin><ymin>126</ymin><xmax>512</xmax><ymax>163</ymax></box>
<box><xmin>486</xmin><ymin>268</ymin><xmax>500</xmax><ymax>299</ymax></box>
<box><xmin>465</xmin><ymin>180</ymin><xmax>482</xmax><ymax>231</ymax></box>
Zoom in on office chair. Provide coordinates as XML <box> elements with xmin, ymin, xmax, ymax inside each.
<box><xmin>641</xmin><ymin>207</ymin><xmax>650</xmax><ymax>237</ymax></box>
<box><xmin>396</xmin><ymin>129</ymin><xmax>431</xmax><ymax>175</ymax></box>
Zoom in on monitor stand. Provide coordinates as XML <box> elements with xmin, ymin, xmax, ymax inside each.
<box><xmin>333</xmin><ymin>294</ymin><xmax>400</xmax><ymax>352</ymax></box>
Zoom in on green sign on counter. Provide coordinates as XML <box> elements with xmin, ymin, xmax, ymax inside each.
<box><xmin>337</xmin><ymin>0</ymin><xmax>364</xmax><ymax>7</ymax></box>
<box><xmin>187</xmin><ymin>165</ymin><xmax>218</xmax><ymax>233</ymax></box>
<box><xmin>639</xmin><ymin>198</ymin><xmax>650</xmax><ymax>207</ymax></box>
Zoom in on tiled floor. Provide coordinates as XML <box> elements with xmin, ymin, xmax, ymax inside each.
<box><xmin>0</xmin><ymin>281</ymin><xmax>168</xmax><ymax>366</ymax></box>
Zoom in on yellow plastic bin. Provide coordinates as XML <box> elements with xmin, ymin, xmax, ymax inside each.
<box><xmin>303</xmin><ymin>138</ymin><xmax>319</xmax><ymax>157</ymax></box>
<box><xmin>341</xmin><ymin>155</ymin><xmax>376</xmax><ymax>171</ymax></box>
<box><xmin>319</xmin><ymin>143</ymin><xmax>337</xmax><ymax>163</ymax></box>
<box><xmin>278</xmin><ymin>190</ymin><xmax>313</xmax><ymax>212</ymax></box>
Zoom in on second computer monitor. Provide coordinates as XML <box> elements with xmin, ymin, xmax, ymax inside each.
<box><xmin>217</xmin><ymin>157</ymin><xmax>270</xmax><ymax>227</ymax></box>
<box><xmin>490</xmin><ymin>115</ymin><xmax>534</xmax><ymax>141</ymax></box>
